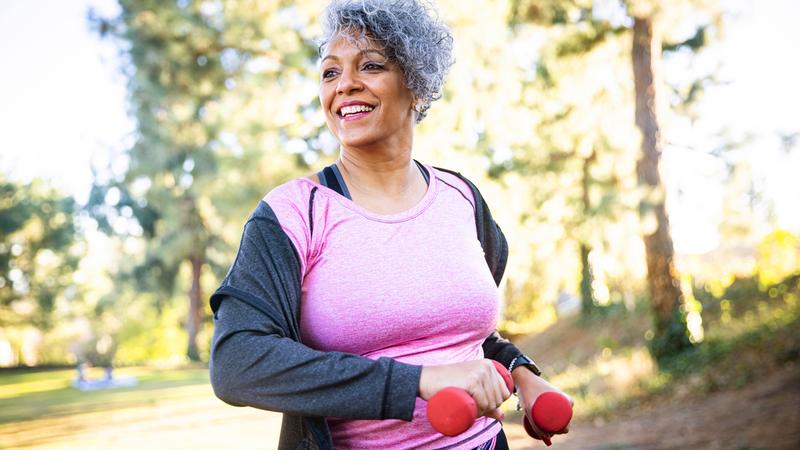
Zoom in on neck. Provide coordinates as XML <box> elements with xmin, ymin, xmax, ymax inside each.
<box><xmin>337</xmin><ymin>145</ymin><xmax>419</xmax><ymax>197</ymax></box>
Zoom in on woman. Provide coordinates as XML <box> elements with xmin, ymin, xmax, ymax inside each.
<box><xmin>209</xmin><ymin>0</ymin><xmax>570</xmax><ymax>448</ymax></box>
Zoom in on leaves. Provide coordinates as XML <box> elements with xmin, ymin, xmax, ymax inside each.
<box><xmin>0</xmin><ymin>177</ymin><xmax>82</xmax><ymax>329</ymax></box>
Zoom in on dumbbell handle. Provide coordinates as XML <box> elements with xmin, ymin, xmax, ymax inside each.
<box><xmin>523</xmin><ymin>391</ymin><xmax>573</xmax><ymax>446</ymax></box>
<box><xmin>427</xmin><ymin>360</ymin><xmax>513</xmax><ymax>437</ymax></box>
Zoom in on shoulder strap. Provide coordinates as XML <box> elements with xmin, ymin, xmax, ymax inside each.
<box><xmin>318</xmin><ymin>164</ymin><xmax>351</xmax><ymax>199</ymax></box>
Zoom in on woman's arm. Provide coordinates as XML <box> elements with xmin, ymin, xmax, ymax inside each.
<box><xmin>210</xmin><ymin>293</ymin><xmax>421</xmax><ymax>420</ymax></box>
<box><xmin>512</xmin><ymin>364</ymin><xmax>573</xmax><ymax>439</ymax></box>
<box><xmin>209</xmin><ymin>202</ymin><xmax>420</xmax><ymax>421</ymax></box>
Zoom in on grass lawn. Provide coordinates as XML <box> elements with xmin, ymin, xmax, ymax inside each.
<box><xmin>0</xmin><ymin>366</ymin><xmax>282</xmax><ymax>449</ymax></box>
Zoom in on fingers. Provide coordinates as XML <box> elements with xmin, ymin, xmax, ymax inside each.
<box><xmin>421</xmin><ymin>359</ymin><xmax>514</xmax><ymax>420</ymax></box>
<box><xmin>526</xmin><ymin>413</ymin><xmax>554</xmax><ymax>441</ymax></box>
<box><xmin>493</xmin><ymin>366</ymin><xmax>512</xmax><ymax>399</ymax></box>
<box><xmin>485</xmin><ymin>407</ymin><xmax>505</xmax><ymax>422</ymax></box>
<box><xmin>471</xmin><ymin>360</ymin><xmax>510</xmax><ymax>416</ymax></box>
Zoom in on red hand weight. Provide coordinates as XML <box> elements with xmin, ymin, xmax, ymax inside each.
<box><xmin>427</xmin><ymin>360</ymin><xmax>514</xmax><ymax>437</ymax></box>
<box><xmin>522</xmin><ymin>391</ymin><xmax>573</xmax><ymax>446</ymax></box>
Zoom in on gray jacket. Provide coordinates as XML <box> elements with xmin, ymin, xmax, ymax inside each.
<box><xmin>209</xmin><ymin>169</ymin><xmax>527</xmax><ymax>449</ymax></box>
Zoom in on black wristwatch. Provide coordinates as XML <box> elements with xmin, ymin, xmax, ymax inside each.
<box><xmin>508</xmin><ymin>354</ymin><xmax>542</xmax><ymax>376</ymax></box>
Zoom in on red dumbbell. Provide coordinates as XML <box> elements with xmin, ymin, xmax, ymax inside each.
<box><xmin>427</xmin><ymin>360</ymin><xmax>513</xmax><ymax>437</ymax></box>
<box><xmin>522</xmin><ymin>391</ymin><xmax>573</xmax><ymax>446</ymax></box>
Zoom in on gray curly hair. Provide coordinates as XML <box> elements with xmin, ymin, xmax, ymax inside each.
<box><xmin>319</xmin><ymin>0</ymin><xmax>455</xmax><ymax>122</ymax></box>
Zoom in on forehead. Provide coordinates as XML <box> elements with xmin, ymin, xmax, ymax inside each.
<box><xmin>320</xmin><ymin>32</ymin><xmax>386</xmax><ymax>60</ymax></box>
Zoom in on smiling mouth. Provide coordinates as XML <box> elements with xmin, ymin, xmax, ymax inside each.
<box><xmin>337</xmin><ymin>104</ymin><xmax>375</xmax><ymax>121</ymax></box>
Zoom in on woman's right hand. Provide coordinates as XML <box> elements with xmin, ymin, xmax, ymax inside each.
<box><xmin>419</xmin><ymin>359</ymin><xmax>511</xmax><ymax>421</ymax></box>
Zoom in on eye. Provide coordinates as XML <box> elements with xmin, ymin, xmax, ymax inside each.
<box><xmin>321</xmin><ymin>68</ymin><xmax>338</xmax><ymax>80</ymax></box>
<box><xmin>362</xmin><ymin>62</ymin><xmax>385</xmax><ymax>71</ymax></box>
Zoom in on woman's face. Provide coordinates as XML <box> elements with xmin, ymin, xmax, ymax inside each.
<box><xmin>319</xmin><ymin>34</ymin><xmax>416</xmax><ymax>151</ymax></box>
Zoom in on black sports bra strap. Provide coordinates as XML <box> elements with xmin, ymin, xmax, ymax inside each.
<box><xmin>414</xmin><ymin>159</ymin><xmax>430</xmax><ymax>185</ymax></box>
<box><xmin>317</xmin><ymin>161</ymin><xmax>430</xmax><ymax>201</ymax></box>
<box><xmin>318</xmin><ymin>164</ymin><xmax>352</xmax><ymax>199</ymax></box>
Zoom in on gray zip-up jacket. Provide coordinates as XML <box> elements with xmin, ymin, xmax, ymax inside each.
<box><xmin>209</xmin><ymin>169</ymin><xmax>529</xmax><ymax>449</ymax></box>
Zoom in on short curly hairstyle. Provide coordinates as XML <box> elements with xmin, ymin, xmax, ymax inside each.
<box><xmin>318</xmin><ymin>0</ymin><xmax>455</xmax><ymax>122</ymax></box>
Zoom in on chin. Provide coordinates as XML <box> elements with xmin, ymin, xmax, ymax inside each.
<box><xmin>338</xmin><ymin>135</ymin><xmax>383</xmax><ymax>149</ymax></box>
<box><xmin>333</xmin><ymin>126</ymin><xmax>384</xmax><ymax>148</ymax></box>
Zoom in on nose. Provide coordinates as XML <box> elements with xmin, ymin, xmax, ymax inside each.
<box><xmin>336</xmin><ymin>67</ymin><xmax>363</xmax><ymax>95</ymax></box>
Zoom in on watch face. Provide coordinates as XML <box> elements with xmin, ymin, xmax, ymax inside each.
<box><xmin>515</xmin><ymin>355</ymin><xmax>542</xmax><ymax>376</ymax></box>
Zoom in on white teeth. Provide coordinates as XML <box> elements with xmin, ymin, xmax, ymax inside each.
<box><xmin>339</xmin><ymin>104</ymin><xmax>374</xmax><ymax>116</ymax></box>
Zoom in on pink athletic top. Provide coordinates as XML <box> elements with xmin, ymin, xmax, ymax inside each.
<box><xmin>264</xmin><ymin>165</ymin><xmax>502</xmax><ymax>449</ymax></box>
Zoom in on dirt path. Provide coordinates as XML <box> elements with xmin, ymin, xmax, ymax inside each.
<box><xmin>3</xmin><ymin>366</ymin><xmax>797</xmax><ymax>449</ymax></box>
<box><xmin>503</xmin><ymin>366</ymin><xmax>800</xmax><ymax>450</ymax></box>
<box><xmin>0</xmin><ymin>383</ymin><xmax>283</xmax><ymax>450</ymax></box>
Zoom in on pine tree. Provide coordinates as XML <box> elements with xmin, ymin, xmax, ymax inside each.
<box><xmin>508</xmin><ymin>0</ymin><xmax>721</xmax><ymax>358</ymax></box>
<box><xmin>89</xmin><ymin>0</ymin><xmax>319</xmax><ymax>361</ymax></box>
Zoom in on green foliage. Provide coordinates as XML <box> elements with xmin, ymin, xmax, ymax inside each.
<box><xmin>694</xmin><ymin>270</ymin><xmax>800</xmax><ymax>326</ymax></box>
<box><xmin>87</xmin><ymin>0</ymin><xmax>321</xmax><ymax>361</ymax></box>
<box><xmin>0</xmin><ymin>177</ymin><xmax>82</xmax><ymax>329</ymax></box>
<box><xmin>114</xmin><ymin>305</ymin><xmax>188</xmax><ymax>365</ymax></box>
<box><xmin>658</xmin><ymin>304</ymin><xmax>799</xmax><ymax>390</ymax></box>
<box><xmin>649</xmin><ymin>270</ymin><xmax>800</xmax><ymax>392</ymax></box>
<box><xmin>519</xmin><ymin>270</ymin><xmax>798</xmax><ymax>421</ymax></box>
<box><xmin>509</xmin><ymin>0</ymin><xmax>588</xmax><ymax>26</ymax></box>
<box><xmin>662</xmin><ymin>26</ymin><xmax>706</xmax><ymax>53</ymax></box>
<box><xmin>756</xmin><ymin>229</ymin><xmax>800</xmax><ymax>287</ymax></box>
<box><xmin>647</xmin><ymin>302</ymin><xmax>693</xmax><ymax>363</ymax></box>
<box><xmin>555</xmin><ymin>20</ymin><xmax>627</xmax><ymax>57</ymax></box>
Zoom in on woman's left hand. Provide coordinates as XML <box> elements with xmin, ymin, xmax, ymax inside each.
<box><xmin>511</xmin><ymin>366</ymin><xmax>573</xmax><ymax>441</ymax></box>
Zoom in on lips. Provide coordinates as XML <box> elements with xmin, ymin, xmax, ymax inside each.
<box><xmin>336</xmin><ymin>101</ymin><xmax>375</xmax><ymax>121</ymax></box>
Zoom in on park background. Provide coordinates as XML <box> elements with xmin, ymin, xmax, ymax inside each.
<box><xmin>1</xmin><ymin>0</ymin><xmax>798</xmax><ymax>448</ymax></box>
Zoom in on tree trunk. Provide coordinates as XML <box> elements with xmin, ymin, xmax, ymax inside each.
<box><xmin>580</xmin><ymin>150</ymin><xmax>598</xmax><ymax>318</ymax></box>
<box><xmin>632</xmin><ymin>16</ymin><xmax>692</xmax><ymax>360</ymax></box>
<box><xmin>186</xmin><ymin>254</ymin><xmax>204</xmax><ymax>362</ymax></box>
<box><xmin>579</xmin><ymin>243</ymin><xmax>596</xmax><ymax>317</ymax></box>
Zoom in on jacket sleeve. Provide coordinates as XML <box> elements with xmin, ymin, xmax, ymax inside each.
<box><xmin>209</xmin><ymin>202</ymin><xmax>421</xmax><ymax>420</ymax></box>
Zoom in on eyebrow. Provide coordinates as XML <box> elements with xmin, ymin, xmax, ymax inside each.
<box><xmin>321</xmin><ymin>49</ymin><xmax>387</xmax><ymax>64</ymax></box>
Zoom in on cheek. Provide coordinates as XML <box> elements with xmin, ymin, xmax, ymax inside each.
<box><xmin>319</xmin><ymin>88</ymin><xmax>330</xmax><ymax>110</ymax></box>
<box><xmin>319</xmin><ymin>90</ymin><xmax>335</xmax><ymax>121</ymax></box>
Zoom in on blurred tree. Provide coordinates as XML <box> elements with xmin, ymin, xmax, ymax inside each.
<box><xmin>630</xmin><ymin>10</ymin><xmax>692</xmax><ymax>359</ymax></box>
<box><xmin>578</xmin><ymin>150</ymin><xmax>598</xmax><ymax>316</ymax></box>
<box><xmin>0</xmin><ymin>177</ymin><xmax>81</xmax><ymax>330</ymax></box>
<box><xmin>508</xmin><ymin>0</ymin><xmax>722</xmax><ymax>359</ymax></box>
<box><xmin>501</xmin><ymin>0</ymin><xmax>641</xmax><ymax>319</ymax></box>
<box><xmin>88</xmin><ymin>0</ymin><xmax>319</xmax><ymax>361</ymax></box>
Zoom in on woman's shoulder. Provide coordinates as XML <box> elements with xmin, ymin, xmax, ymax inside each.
<box><xmin>429</xmin><ymin>166</ymin><xmax>477</xmax><ymax>206</ymax></box>
<box><xmin>262</xmin><ymin>175</ymin><xmax>319</xmax><ymax>206</ymax></box>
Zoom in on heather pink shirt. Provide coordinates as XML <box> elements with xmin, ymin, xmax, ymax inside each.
<box><xmin>264</xmin><ymin>165</ymin><xmax>502</xmax><ymax>449</ymax></box>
